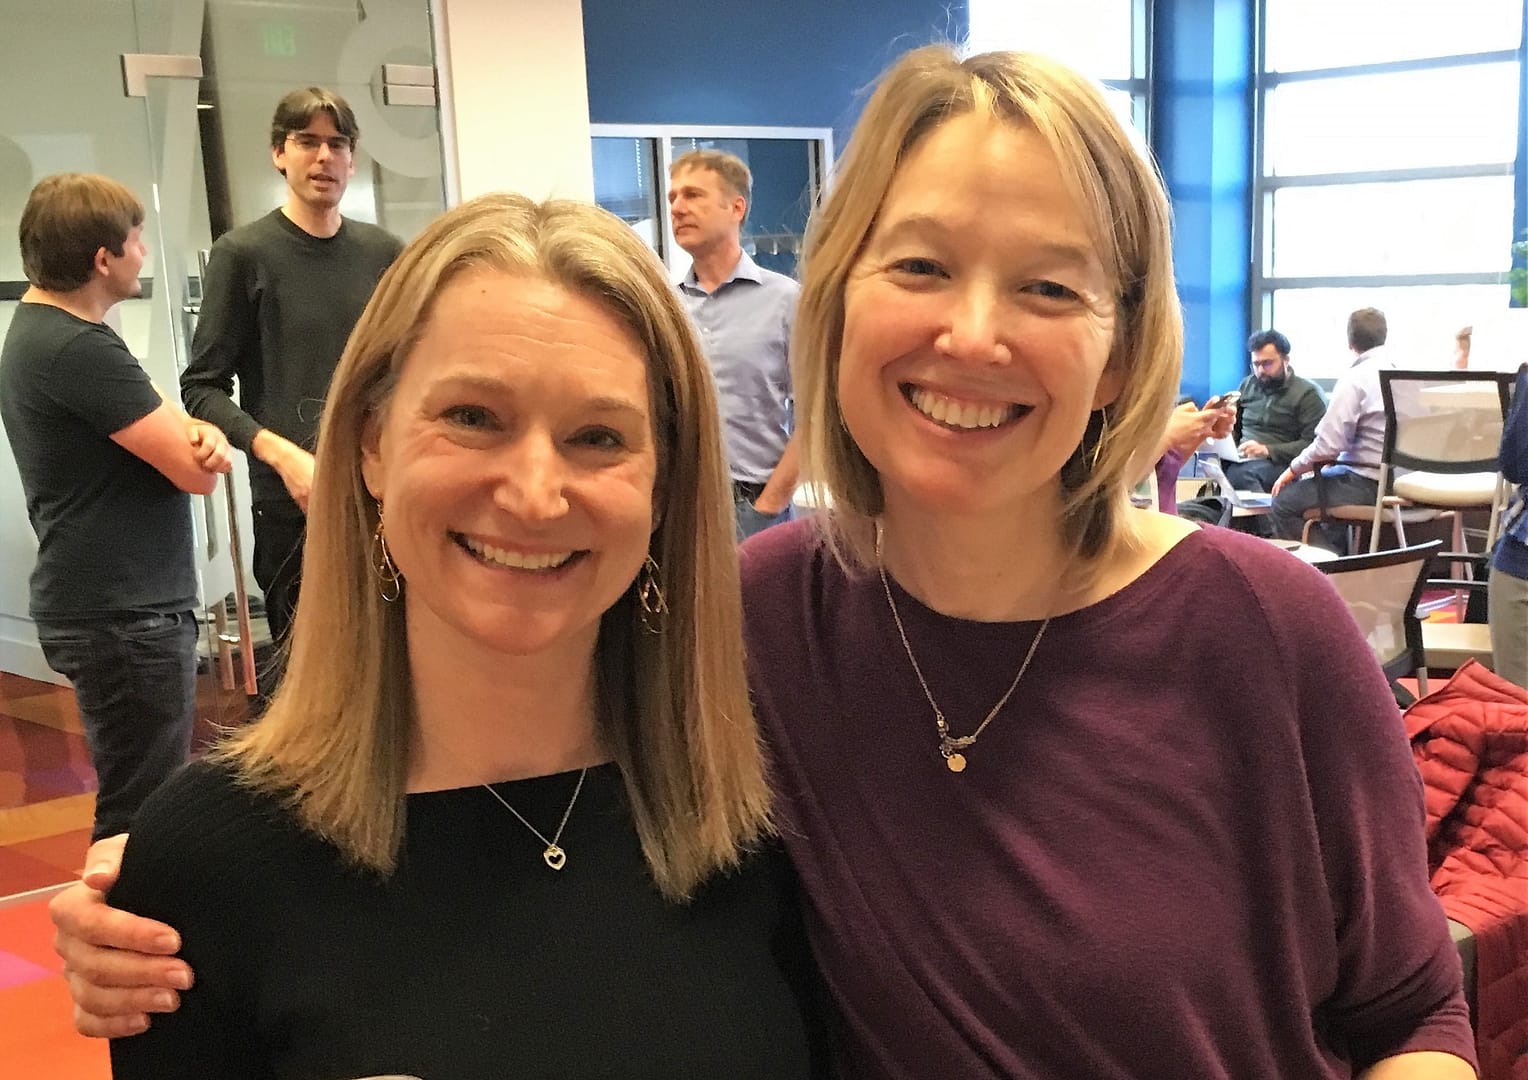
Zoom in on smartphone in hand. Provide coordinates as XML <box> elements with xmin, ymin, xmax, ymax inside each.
<box><xmin>1206</xmin><ymin>390</ymin><xmax>1242</xmax><ymax>410</ymax></box>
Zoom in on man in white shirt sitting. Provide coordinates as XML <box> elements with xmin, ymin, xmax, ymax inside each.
<box><xmin>1268</xmin><ymin>308</ymin><xmax>1394</xmax><ymax>551</ymax></box>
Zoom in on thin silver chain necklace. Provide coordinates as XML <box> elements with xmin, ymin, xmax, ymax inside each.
<box><xmin>480</xmin><ymin>767</ymin><xmax>588</xmax><ymax>870</ymax></box>
<box><xmin>876</xmin><ymin>521</ymin><xmax>1051</xmax><ymax>773</ymax></box>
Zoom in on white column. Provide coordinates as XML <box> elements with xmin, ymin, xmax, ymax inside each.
<box><xmin>433</xmin><ymin>0</ymin><xmax>594</xmax><ymax>202</ymax></box>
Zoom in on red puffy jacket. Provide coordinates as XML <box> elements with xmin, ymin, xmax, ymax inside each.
<box><xmin>1407</xmin><ymin>660</ymin><xmax>1528</xmax><ymax>1080</ymax></box>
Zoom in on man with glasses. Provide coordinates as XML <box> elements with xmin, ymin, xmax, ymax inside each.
<box><xmin>180</xmin><ymin>88</ymin><xmax>402</xmax><ymax>687</ymax></box>
<box><xmin>1223</xmin><ymin>329</ymin><xmax>1326</xmax><ymax>493</ymax></box>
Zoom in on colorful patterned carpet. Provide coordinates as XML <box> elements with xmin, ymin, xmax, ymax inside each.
<box><xmin>0</xmin><ymin>672</ymin><xmax>108</xmax><ymax>1077</ymax></box>
<box><xmin>0</xmin><ymin>898</ymin><xmax>109</xmax><ymax>1078</ymax></box>
<box><xmin>0</xmin><ymin>675</ymin><xmax>97</xmax><ymax>890</ymax></box>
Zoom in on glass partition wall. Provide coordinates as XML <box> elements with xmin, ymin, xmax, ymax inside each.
<box><xmin>0</xmin><ymin>0</ymin><xmax>449</xmax><ymax>881</ymax></box>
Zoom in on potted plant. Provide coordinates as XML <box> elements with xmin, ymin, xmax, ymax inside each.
<box><xmin>1513</xmin><ymin>228</ymin><xmax>1527</xmax><ymax>307</ymax></box>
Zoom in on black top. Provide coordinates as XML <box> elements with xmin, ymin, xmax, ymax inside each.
<box><xmin>109</xmin><ymin>760</ymin><xmax>830</xmax><ymax>1080</ymax></box>
<box><xmin>0</xmin><ymin>302</ymin><xmax>197</xmax><ymax>619</ymax></box>
<box><xmin>180</xmin><ymin>210</ymin><xmax>401</xmax><ymax>507</ymax></box>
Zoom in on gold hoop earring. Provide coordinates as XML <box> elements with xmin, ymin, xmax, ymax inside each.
<box><xmin>637</xmin><ymin>555</ymin><xmax>667</xmax><ymax>635</ymax></box>
<box><xmin>371</xmin><ymin>508</ymin><xmax>402</xmax><ymax>602</ymax></box>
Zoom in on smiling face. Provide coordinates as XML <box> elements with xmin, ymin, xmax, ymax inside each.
<box><xmin>272</xmin><ymin>110</ymin><xmax>355</xmax><ymax>211</ymax></box>
<box><xmin>360</xmin><ymin>270</ymin><xmax>659</xmax><ymax>665</ymax></box>
<box><xmin>837</xmin><ymin>112</ymin><xmax>1120</xmax><ymax>524</ymax></box>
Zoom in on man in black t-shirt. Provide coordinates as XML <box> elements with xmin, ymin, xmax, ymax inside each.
<box><xmin>0</xmin><ymin>174</ymin><xmax>233</xmax><ymax>840</ymax></box>
<box><xmin>180</xmin><ymin>88</ymin><xmax>402</xmax><ymax>672</ymax></box>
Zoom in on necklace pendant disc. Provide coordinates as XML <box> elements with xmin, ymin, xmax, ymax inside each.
<box><xmin>543</xmin><ymin>845</ymin><xmax>567</xmax><ymax>870</ymax></box>
<box><xmin>945</xmin><ymin>752</ymin><xmax>968</xmax><ymax>773</ymax></box>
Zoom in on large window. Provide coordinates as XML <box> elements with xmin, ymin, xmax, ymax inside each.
<box><xmin>966</xmin><ymin>0</ymin><xmax>1150</xmax><ymax>132</ymax></box>
<box><xmin>588</xmin><ymin>126</ymin><xmax>832</xmax><ymax>281</ymax></box>
<box><xmin>1254</xmin><ymin>0</ymin><xmax>1523</xmax><ymax>378</ymax></box>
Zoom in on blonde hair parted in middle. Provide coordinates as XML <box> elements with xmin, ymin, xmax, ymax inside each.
<box><xmin>218</xmin><ymin>193</ymin><xmax>769</xmax><ymax>901</ymax></box>
<box><xmin>794</xmin><ymin>45</ymin><xmax>1184</xmax><ymax>572</ymax></box>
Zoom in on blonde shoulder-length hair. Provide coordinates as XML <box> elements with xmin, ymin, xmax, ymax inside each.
<box><xmin>795</xmin><ymin>45</ymin><xmax>1183</xmax><ymax>571</ymax></box>
<box><xmin>218</xmin><ymin>193</ymin><xmax>769</xmax><ymax>901</ymax></box>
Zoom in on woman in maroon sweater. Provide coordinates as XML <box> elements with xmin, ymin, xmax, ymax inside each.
<box><xmin>740</xmin><ymin>45</ymin><xmax>1473</xmax><ymax>1079</ymax></box>
<box><xmin>49</xmin><ymin>46</ymin><xmax>1473</xmax><ymax>1079</ymax></box>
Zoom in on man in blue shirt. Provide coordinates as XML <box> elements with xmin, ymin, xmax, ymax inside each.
<box><xmin>1269</xmin><ymin>308</ymin><xmax>1394</xmax><ymax>550</ymax></box>
<box><xmin>669</xmin><ymin>150</ymin><xmax>799</xmax><ymax>540</ymax></box>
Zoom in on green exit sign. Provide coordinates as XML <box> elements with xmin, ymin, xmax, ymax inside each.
<box><xmin>262</xmin><ymin>23</ymin><xmax>297</xmax><ymax>59</ymax></box>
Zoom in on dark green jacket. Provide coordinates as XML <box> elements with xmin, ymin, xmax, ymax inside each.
<box><xmin>1233</xmin><ymin>373</ymin><xmax>1326</xmax><ymax>468</ymax></box>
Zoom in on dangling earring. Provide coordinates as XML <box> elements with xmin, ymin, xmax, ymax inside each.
<box><xmin>637</xmin><ymin>555</ymin><xmax>667</xmax><ymax>635</ymax></box>
<box><xmin>1088</xmin><ymin>408</ymin><xmax>1110</xmax><ymax>472</ymax></box>
<box><xmin>371</xmin><ymin>505</ymin><xmax>402</xmax><ymax>602</ymax></box>
<box><xmin>1060</xmin><ymin>408</ymin><xmax>1110</xmax><ymax>493</ymax></box>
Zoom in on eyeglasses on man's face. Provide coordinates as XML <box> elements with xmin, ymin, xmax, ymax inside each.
<box><xmin>286</xmin><ymin>131</ymin><xmax>353</xmax><ymax>154</ymax></box>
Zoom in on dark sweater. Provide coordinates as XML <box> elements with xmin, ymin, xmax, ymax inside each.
<box><xmin>180</xmin><ymin>210</ymin><xmax>401</xmax><ymax>506</ymax></box>
<box><xmin>109</xmin><ymin>761</ymin><xmax>826</xmax><ymax>1080</ymax></box>
<box><xmin>1234</xmin><ymin>371</ymin><xmax>1327</xmax><ymax>467</ymax></box>
<box><xmin>741</xmin><ymin>521</ymin><xmax>1475</xmax><ymax>1079</ymax></box>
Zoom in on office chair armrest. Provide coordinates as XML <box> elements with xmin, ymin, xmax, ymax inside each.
<box><xmin>1431</xmin><ymin>551</ymin><xmax>1490</xmax><ymax>573</ymax></box>
<box><xmin>1310</xmin><ymin>459</ymin><xmax>1381</xmax><ymax>513</ymax></box>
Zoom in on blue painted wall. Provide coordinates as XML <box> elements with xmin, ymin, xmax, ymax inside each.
<box><xmin>581</xmin><ymin>0</ymin><xmax>968</xmax><ymax>153</ymax></box>
<box><xmin>581</xmin><ymin>0</ymin><xmax>1261</xmax><ymax>399</ymax></box>
<box><xmin>1151</xmin><ymin>0</ymin><xmax>1254</xmax><ymax>403</ymax></box>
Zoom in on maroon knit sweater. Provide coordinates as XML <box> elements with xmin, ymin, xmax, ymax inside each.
<box><xmin>741</xmin><ymin>521</ymin><xmax>1475</xmax><ymax>1079</ymax></box>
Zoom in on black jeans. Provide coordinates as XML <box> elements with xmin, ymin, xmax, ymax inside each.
<box><xmin>252</xmin><ymin>503</ymin><xmax>306</xmax><ymax>644</ymax></box>
<box><xmin>37</xmin><ymin>611</ymin><xmax>198</xmax><ymax>840</ymax></box>
<box><xmin>252</xmin><ymin>503</ymin><xmax>306</xmax><ymax>700</ymax></box>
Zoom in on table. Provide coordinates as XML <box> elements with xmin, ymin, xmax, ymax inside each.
<box><xmin>1264</xmin><ymin>538</ymin><xmax>1337</xmax><ymax>564</ymax></box>
<box><xmin>1418</xmin><ymin>382</ymin><xmax>1504</xmax><ymax>412</ymax></box>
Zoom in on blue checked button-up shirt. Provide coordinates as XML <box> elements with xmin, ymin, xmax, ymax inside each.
<box><xmin>677</xmin><ymin>251</ymin><xmax>798</xmax><ymax>484</ymax></box>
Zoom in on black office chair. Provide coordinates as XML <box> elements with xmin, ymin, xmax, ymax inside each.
<box><xmin>1299</xmin><ymin>461</ymin><xmax>1444</xmax><ymax>556</ymax></box>
<box><xmin>1298</xmin><ymin>370</ymin><xmax>1516</xmax><ymax>556</ymax></box>
<box><xmin>1316</xmin><ymin>540</ymin><xmax>1441</xmax><ymax>705</ymax></box>
<box><xmin>1375</xmin><ymin>369</ymin><xmax>1518</xmax><ymax>557</ymax></box>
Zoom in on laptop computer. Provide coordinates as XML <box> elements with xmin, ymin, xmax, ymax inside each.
<box><xmin>1197</xmin><ymin>456</ymin><xmax>1273</xmax><ymax>510</ymax></box>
